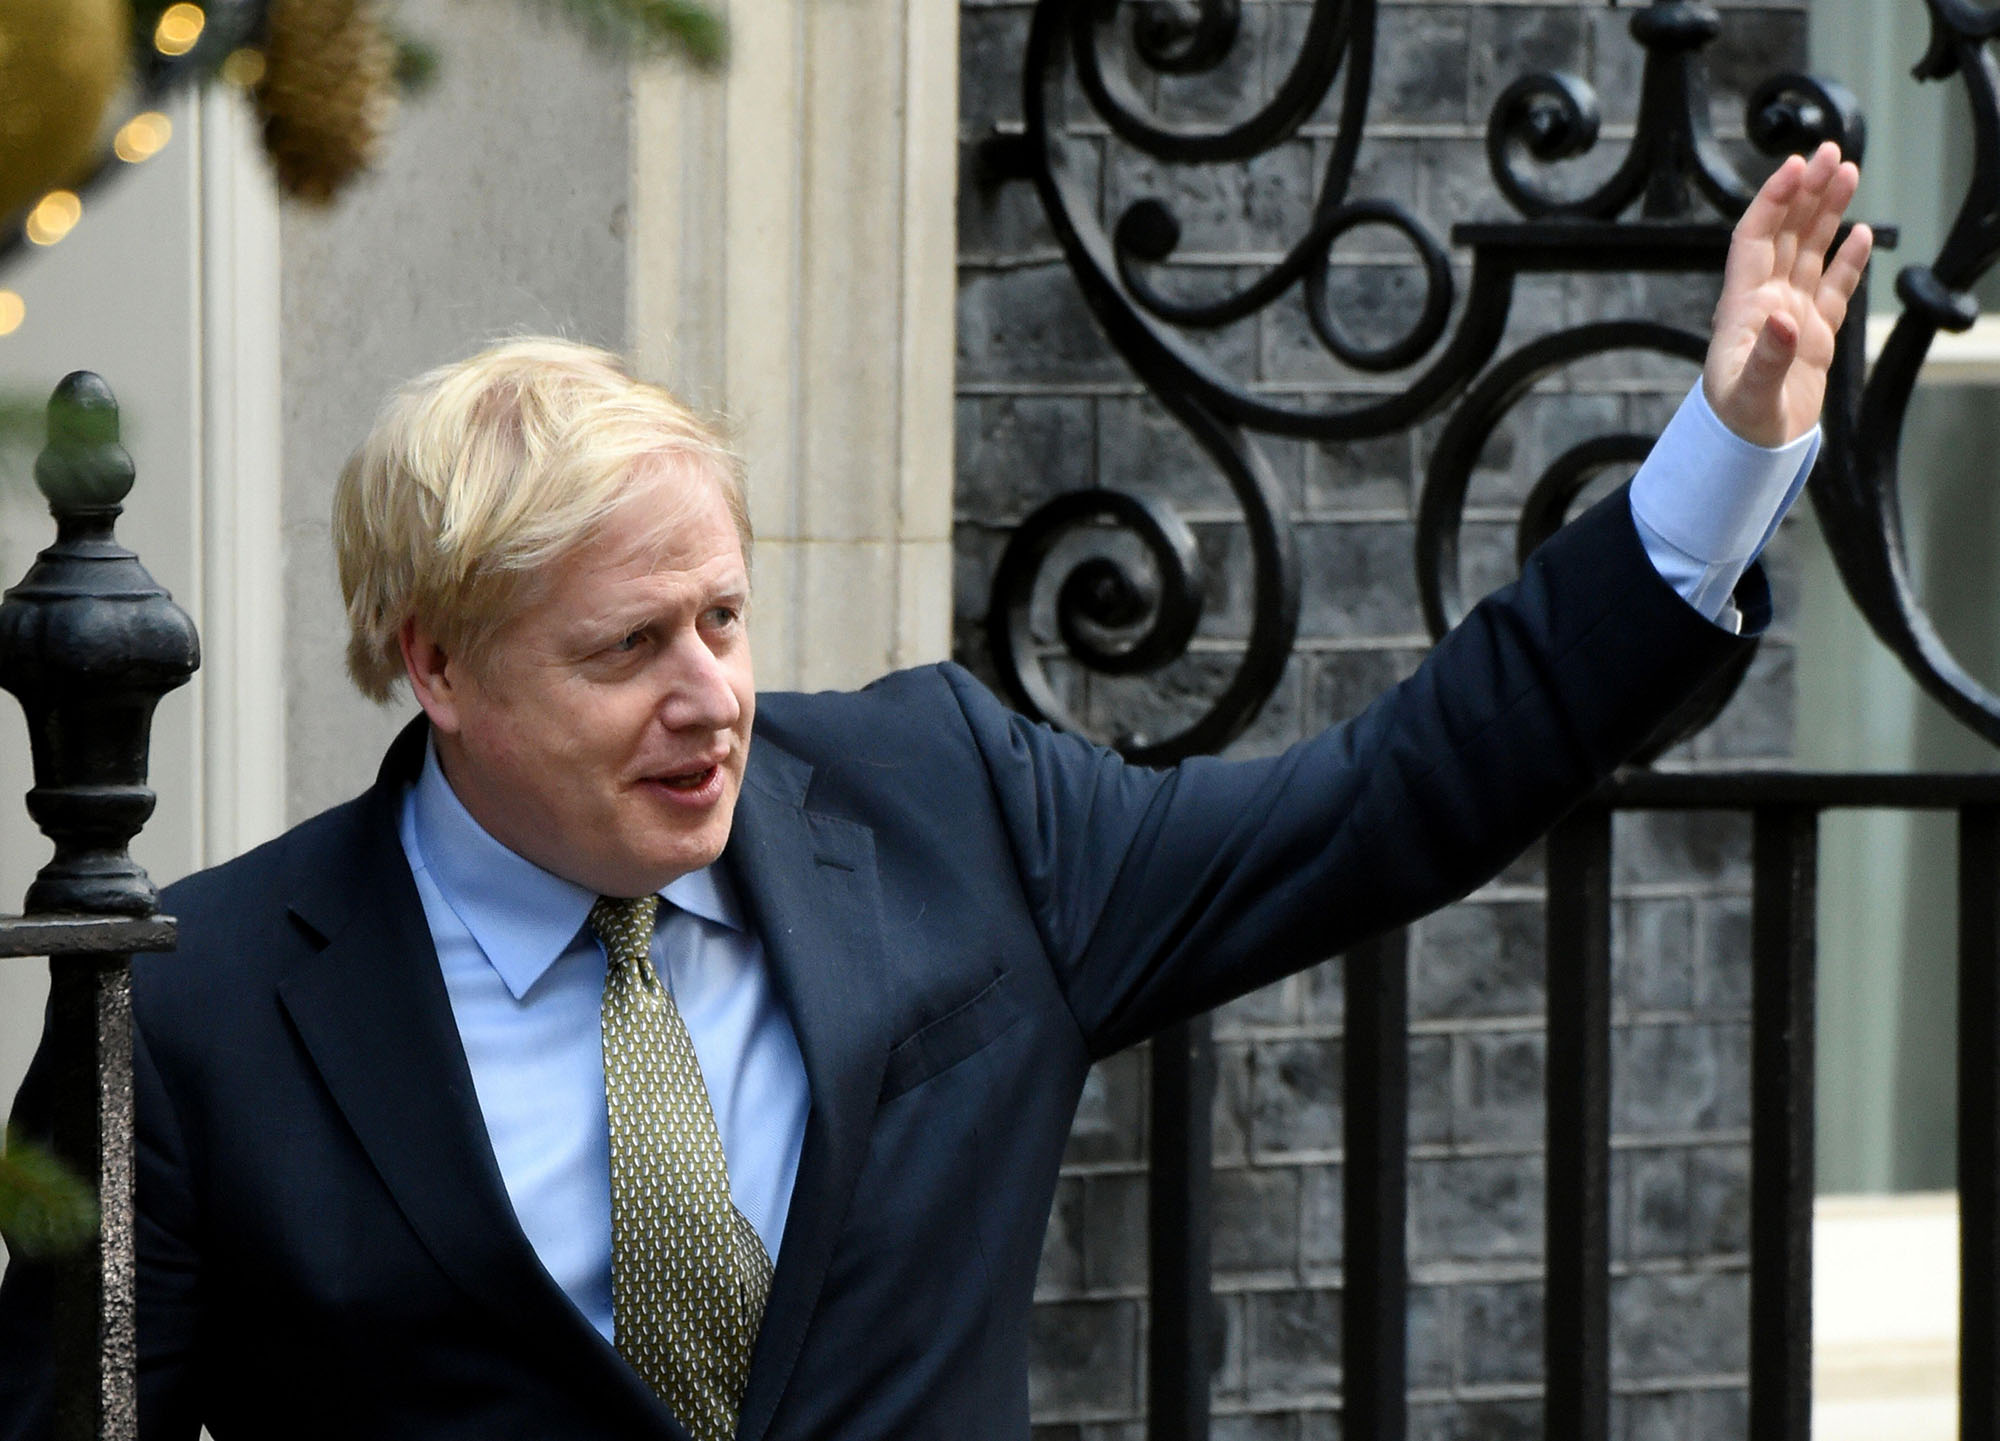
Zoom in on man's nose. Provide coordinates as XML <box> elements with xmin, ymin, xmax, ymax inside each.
<box><xmin>658</xmin><ymin>634</ymin><xmax>741</xmax><ymax>731</ymax></box>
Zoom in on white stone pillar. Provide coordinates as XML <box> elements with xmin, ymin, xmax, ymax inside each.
<box><xmin>630</xmin><ymin>0</ymin><xmax>958</xmax><ymax>692</ymax></box>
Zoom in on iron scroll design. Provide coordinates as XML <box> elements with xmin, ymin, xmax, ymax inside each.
<box><xmin>972</xmin><ymin>15</ymin><xmax>2000</xmax><ymax>1441</ymax></box>
<box><xmin>1814</xmin><ymin>0</ymin><xmax>2000</xmax><ymax>748</ymax></box>
<box><xmin>979</xmin><ymin>0</ymin><xmax>2000</xmax><ymax>766</ymax></box>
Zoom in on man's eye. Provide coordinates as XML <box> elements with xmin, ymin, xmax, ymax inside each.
<box><xmin>705</xmin><ymin>607</ymin><xmax>740</xmax><ymax>631</ymax></box>
<box><xmin>610</xmin><ymin>630</ymin><xmax>646</xmax><ymax>653</ymax></box>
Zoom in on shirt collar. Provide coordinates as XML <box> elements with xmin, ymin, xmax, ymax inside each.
<box><xmin>662</xmin><ymin>857</ymin><xmax>747</xmax><ymax>934</ymax></box>
<box><xmin>409</xmin><ymin>739</ymin><xmax>746</xmax><ymax>1001</ymax></box>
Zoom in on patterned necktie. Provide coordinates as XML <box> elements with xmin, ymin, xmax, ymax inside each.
<box><xmin>591</xmin><ymin>895</ymin><xmax>773</xmax><ymax>1441</ymax></box>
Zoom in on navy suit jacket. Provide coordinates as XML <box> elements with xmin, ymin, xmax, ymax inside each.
<box><xmin>0</xmin><ymin>492</ymin><xmax>1758</xmax><ymax>1438</ymax></box>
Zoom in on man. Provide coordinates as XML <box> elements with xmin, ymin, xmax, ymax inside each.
<box><xmin>0</xmin><ymin>146</ymin><xmax>1870</xmax><ymax>1438</ymax></box>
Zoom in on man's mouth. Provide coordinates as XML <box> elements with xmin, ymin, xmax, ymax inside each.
<box><xmin>640</xmin><ymin>758</ymin><xmax>729</xmax><ymax>808</ymax></box>
<box><xmin>659</xmin><ymin>764</ymin><xmax>718</xmax><ymax>792</ymax></box>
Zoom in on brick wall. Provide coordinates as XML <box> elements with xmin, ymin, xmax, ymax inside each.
<box><xmin>954</xmin><ymin>2</ymin><xmax>1810</xmax><ymax>1437</ymax></box>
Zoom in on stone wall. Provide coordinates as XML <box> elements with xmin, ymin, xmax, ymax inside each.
<box><xmin>953</xmin><ymin>2</ymin><xmax>1809</xmax><ymax>1437</ymax></box>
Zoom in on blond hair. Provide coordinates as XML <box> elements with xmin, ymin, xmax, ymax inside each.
<box><xmin>333</xmin><ymin>337</ymin><xmax>748</xmax><ymax>702</ymax></box>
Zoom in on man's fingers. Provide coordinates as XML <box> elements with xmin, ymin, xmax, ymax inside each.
<box><xmin>1816</xmin><ymin>222</ymin><xmax>1875</xmax><ymax>327</ymax></box>
<box><xmin>1792</xmin><ymin>159</ymin><xmax>1860</xmax><ymax>292</ymax></box>
<box><xmin>1736</xmin><ymin>151</ymin><xmax>1806</xmax><ymax>245</ymax></box>
<box><xmin>1739</xmin><ymin>311</ymin><xmax>1802</xmax><ymax>396</ymax></box>
<box><xmin>1783</xmin><ymin>146</ymin><xmax>1841</xmax><ymax>230</ymax></box>
<box><xmin>1772</xmin><ymin>144</ymin><xmax>1841</xmax><ymax>282</ymax></box>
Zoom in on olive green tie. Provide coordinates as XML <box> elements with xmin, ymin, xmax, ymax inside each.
<box><xmin>592</xmin><ymin>894</ymin><xmax>773</xmax><ymax>1441</ymax></box>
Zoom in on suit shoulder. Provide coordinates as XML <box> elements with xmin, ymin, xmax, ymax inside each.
<box><xmin>753</xmin><ymin>662</ymin><xmax>999</xmax><ymax>760</ymax></box>
<box><xmin>749</xmin><ymin>662</ymin><xmax>1123</xmax><ymax>831</ymax></box>
<box><xmin>143</xmin><ymin>788</ymin><xmax>380</xmax><ymax>1003</ymax></box>
<box><xmin>749</xmin><ymin>663</ymin><xmax>1060</xmax><ymax>820</ymax></box>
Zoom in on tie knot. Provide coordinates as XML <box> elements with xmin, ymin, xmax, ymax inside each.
<box><xmin>589</xmin><ymin>894</ymin><xmax>661</xmax><ymax>970</ymax></box>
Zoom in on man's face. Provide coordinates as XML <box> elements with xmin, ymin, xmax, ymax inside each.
<box><xmin>416</xmin><ymin>468</ymin><xmax>755</xmax><ymax>898</ymax></box>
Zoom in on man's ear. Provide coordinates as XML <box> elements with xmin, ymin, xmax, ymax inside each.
<box><xmin>399</xmin><ymin>618</ymin><xmax>463</xmax><ymax>735</ymax></box>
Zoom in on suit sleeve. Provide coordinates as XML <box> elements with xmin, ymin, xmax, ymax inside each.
<box><xmin>0</xmin><ymin>1004</ymin><xmax>205</xmax><ymax>1440</ymax></box>
<box><xmin>947</xmin><ymin>485</ymin><xmax>1761</xmax><ymax>1057</ymax></box>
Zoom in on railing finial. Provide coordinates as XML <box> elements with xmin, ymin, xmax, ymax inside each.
<box><xmin>0</xmin><ymin>372</ymin><xmax>200</xmax><ymax>917</ymax></box>
<box><xmin>34</xmin><ymin>371</ymin><xmax>135</xmax><ymax>514</ymax></box>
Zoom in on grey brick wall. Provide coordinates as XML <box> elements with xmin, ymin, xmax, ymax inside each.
<box><xmin>954</xmin><ymin>3</ymin><xmax>1808</xmax><ymax>1437</ymax></box>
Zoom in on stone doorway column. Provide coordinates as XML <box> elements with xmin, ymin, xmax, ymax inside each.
<box><xmin>631</xmin><ymin>0</ymin><xmax>960</xmax><ymax>691</ymax></box>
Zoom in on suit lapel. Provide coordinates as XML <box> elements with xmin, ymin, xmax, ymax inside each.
<box><xmin>275</xmin><ymin>724</ymin><xmax>688</xmax><ymax>1437</ymax></box>
<box><xmin>725</xmin><ymin>745</ymin><xmax>894</xmax><ymax>1441</ymax></box>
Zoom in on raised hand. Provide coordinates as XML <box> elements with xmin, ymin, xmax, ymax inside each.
<box><xmin>1704</xmin><ymin>140</ymin><xmax>1874</xmax><ymax>448</ymax></box>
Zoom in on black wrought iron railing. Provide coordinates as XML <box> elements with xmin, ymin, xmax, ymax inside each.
<box><xmin>969</xmin><ymin>0</ymin><xmax>2000</xmax><ymax>1436</ymax></box>
<box><xmin>975</xmin><ymin>0</ymin><xmax>2000</xmax><ymax>765</ymax></box>
<box><xmin>0</xmin><ymin>375</ymin><xmax>197</xmax><ymax>1441</ymax></box>
<box><xmin>1142</xmin><ymin>774</ymin><xmax>2000</xmax><ymax>1441</ymax></box>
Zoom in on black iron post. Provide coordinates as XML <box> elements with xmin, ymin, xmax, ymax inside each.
<box><xmin>0</xmin><ymin>373</ymin><xmax>198</xmax><ymax>1441</ymax></box>
<box><xmin>1544</xmin><ymin>805</ymin><xmax>1614</xmax><ymax>1441</ymax></box>
<box><xmin>1748</xmin><ymin>806</ymin><xmax>1819</xmax><ymax>1441</ymax></box>
<box><xmin>1148</xmin><ymin>1017</ymin><xmax>1215</xmax><ymax>1441</ymax></box>
<box><xmin>1341</xmin><ymin>928</ymin><xmax>1410</xmax><ymax>1441</ymax></box>
<box><xmin>1961</xmin><ymin>804</ymin><xmax>2000</xmax><ymax>1441</ymax></box>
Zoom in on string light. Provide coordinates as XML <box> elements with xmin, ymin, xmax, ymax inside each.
<box><xmin>0</xmin><ymin>293</ymin><xmax>23</xmax><ymax>337</ymax></box>
<box><xmin>114</xmin><ymin>112</ymin><xmax>174</xmax><ymax>164</ymax></box>
<box><xmin>154</xmin><ymin>4</ymin><xmax>205</xmax><ymax>57</ymax></box>
<box><xmin>220</xmin><ymin>47</ymin><xmax>266</xmax><ymax>88</ymax></box>
<box><xmin>24</xmin><ymin>192</ymin><xmax>81</xmax><ymax>247</ymax></box>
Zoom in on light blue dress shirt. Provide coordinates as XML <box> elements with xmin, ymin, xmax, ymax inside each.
<box><xmin>1630</xmin><ymin>381</ymin><xmax>1820</xmax><ymax>631</ymax></box>
<box><xmin>398</xmin><ymin>744</ymin><xmax>808</xmax><ymax>1343</ymax></box>
<box><xmin>395</xmin><ymin>379</ymin><xmax>1810</xmax><ymax>1338</ymax></box>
